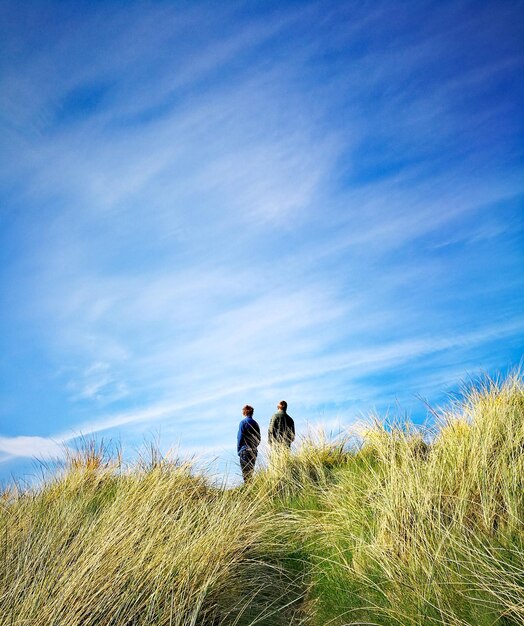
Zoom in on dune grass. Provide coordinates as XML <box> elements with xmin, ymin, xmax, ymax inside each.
<box><xmin>1</xmin><ymin>374</ymin><xmax>523</xmax><ymax>625</ymax></box>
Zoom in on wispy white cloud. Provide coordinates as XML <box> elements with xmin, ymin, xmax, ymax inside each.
<box><xmin>58</xmin><ymin>318</ymin><xmax>524</xmax><ymax>438</ymax></box>
<box><xmin>0</xmin><ymin>314</ymin><xmax>521</xmax><ymax>468</ymax></box>
<box><xmin>0</xmin><ymin>436</ymin><xmax>67</xmax><ymax>462</ymax></box>
<box><xmin>67</xmin><ymin>362</ymin><xmax>129</xmax><ymax>402</ymax></box>
<box><xmin>0</xmin><ymin>1</ymin><xmax>522</xmax><ymax>479</ymax></box>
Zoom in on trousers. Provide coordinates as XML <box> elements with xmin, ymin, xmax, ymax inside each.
<box><xmin>239</xmin><ymin>448</ymin><xmax>257</xmax><ymax>482</ymax></box>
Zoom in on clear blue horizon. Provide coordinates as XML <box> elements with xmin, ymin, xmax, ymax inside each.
<box><xmin>1</xmin><ymin>0</ymin><xmax>523</xmax><ymax>484</ymax></box>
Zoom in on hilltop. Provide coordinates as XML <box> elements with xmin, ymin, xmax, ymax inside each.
<box><xmin>1</xmin><ymin>374</ymin><xmax>523</xmax><ymax>625</ymax></box>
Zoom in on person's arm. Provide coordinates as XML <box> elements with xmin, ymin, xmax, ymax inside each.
<box><xmin>237</xmin><ymin>420</ymin><xmax>245</xmax><ymax>454</ymax></box>
<box><xmin>253</xmin><ymin>422</ymin><xmax>261</xmax><ymax>448</ymax></box>
<box><xmin>286</xmin><ymin>415</ymin><xmax>295</xmax><ymax>443</ymax></box>
<box><xmin>268</xmin><ymin>414</ymin><xmax>276</xmax><ymax>444</ymax></box>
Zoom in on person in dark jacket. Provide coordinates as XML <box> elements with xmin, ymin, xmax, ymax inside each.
<box><xmin>268</xmin><ymin>400</ymin><xmax>295</xmax><ymax>448</ymax></box>
<box><xmin>237</xmin><ymin>405</ymin><xmax>261</xmax><ymax>482</ymax></box>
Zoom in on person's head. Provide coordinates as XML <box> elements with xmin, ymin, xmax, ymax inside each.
<box><xmin>242</xmin><ymin>405</ymin><xmax>254</xmax><ymax>417</ymax></box>
<box><xmin>277</xmin><ymin>400</ymin><xmax>287</xmax><ymax>411</ymax></box>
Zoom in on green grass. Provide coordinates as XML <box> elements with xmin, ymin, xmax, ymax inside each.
<box><xmin>1</xmin><ymin>373</ymin><xmax>523</xmax><ymax>625</ymax></box>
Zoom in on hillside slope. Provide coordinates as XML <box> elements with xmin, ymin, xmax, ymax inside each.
<box><xmin>1</xmin><ymin>375</ymin><xmax>523</xmax><ymax>625</ymax></box>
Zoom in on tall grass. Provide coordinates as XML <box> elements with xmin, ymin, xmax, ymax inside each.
<box><xmin>1</xmin><ymin>373</ymin><xmax>523</xmax><ymax>625</ymax></box>
<box><xmin>290</xmin><ymin>374</ymin><xmax>524</xmax><ymax>625</ymax></box>
<box><xmin>0</xmin><ymin>453</ymin><xmax>303</xmax><ymax>625</ymax></box>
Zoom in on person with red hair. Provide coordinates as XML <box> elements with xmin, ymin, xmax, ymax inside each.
<box><xmin>236</xmin><ymin>405</ymin><xmax>261</xmax><ymax>482</ymax></box>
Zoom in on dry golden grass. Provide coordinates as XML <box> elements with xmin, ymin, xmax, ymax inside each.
<box><xmin>298</xmin><ymin>373</ymin><xmax>524</xmax><ymax>625</ymax></box>
<box><xmin>1</xmin><ymin>373</ymin><xmax>523</xmax><ymax>625</ymax></box>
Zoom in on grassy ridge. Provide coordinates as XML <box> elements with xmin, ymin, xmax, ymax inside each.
<box><xmin>1</xmin><ymin>375</ymin><xmax>523</xmax><ymax>625</ymax></box>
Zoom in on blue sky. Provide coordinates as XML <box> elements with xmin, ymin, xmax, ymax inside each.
<box><xmin>0</xmin><ymin>0</ymin><xmax>523</xmax><ymax>483</ymax></box>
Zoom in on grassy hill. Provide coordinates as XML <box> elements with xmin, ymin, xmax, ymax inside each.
<box><xmin>1</xmin><ymin>374</ymin><xmax>523</xmax><ymax>625</ymax></box>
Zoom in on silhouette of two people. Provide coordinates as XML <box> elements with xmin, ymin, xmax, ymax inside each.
<box><xmin>236</xmin><ymin>401</ymin><xmax>295</xmax><ymax>482</ymax></box>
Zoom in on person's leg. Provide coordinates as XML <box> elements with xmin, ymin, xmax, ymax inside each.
<box><xmin>240</xmin><ymin>449</ymin><xmax>256</xmax><ymax>482</ymax></box>
<box><xmin>239</xmin><ymin>451</ymin><xmax>248</xmax><ymax>482</ymax></box>
<box><xmin>247</xmin><ymin>449</ymin><xmax>257</xmax><ymax>480</ymax></box>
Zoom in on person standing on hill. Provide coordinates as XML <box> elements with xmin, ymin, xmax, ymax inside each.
<box><xmin>237</xmin><ymin>405</ymin><xmax>261</xmax><ymax>483</ymax></box>
<box><xmin>268</xmin><ymin>401</ymin><xmax>295</xmax><ymax>449</ymax></box>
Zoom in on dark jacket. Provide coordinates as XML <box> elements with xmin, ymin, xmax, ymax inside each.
<box><xmin>237</xmin><ymin>417</ymin><xmax>261</xmax><ymax>455</ymax></box>
<box><xmin>268</xmin><ymin>410</ymin><xmax>295</xmax><ymax>446</ymax></box>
